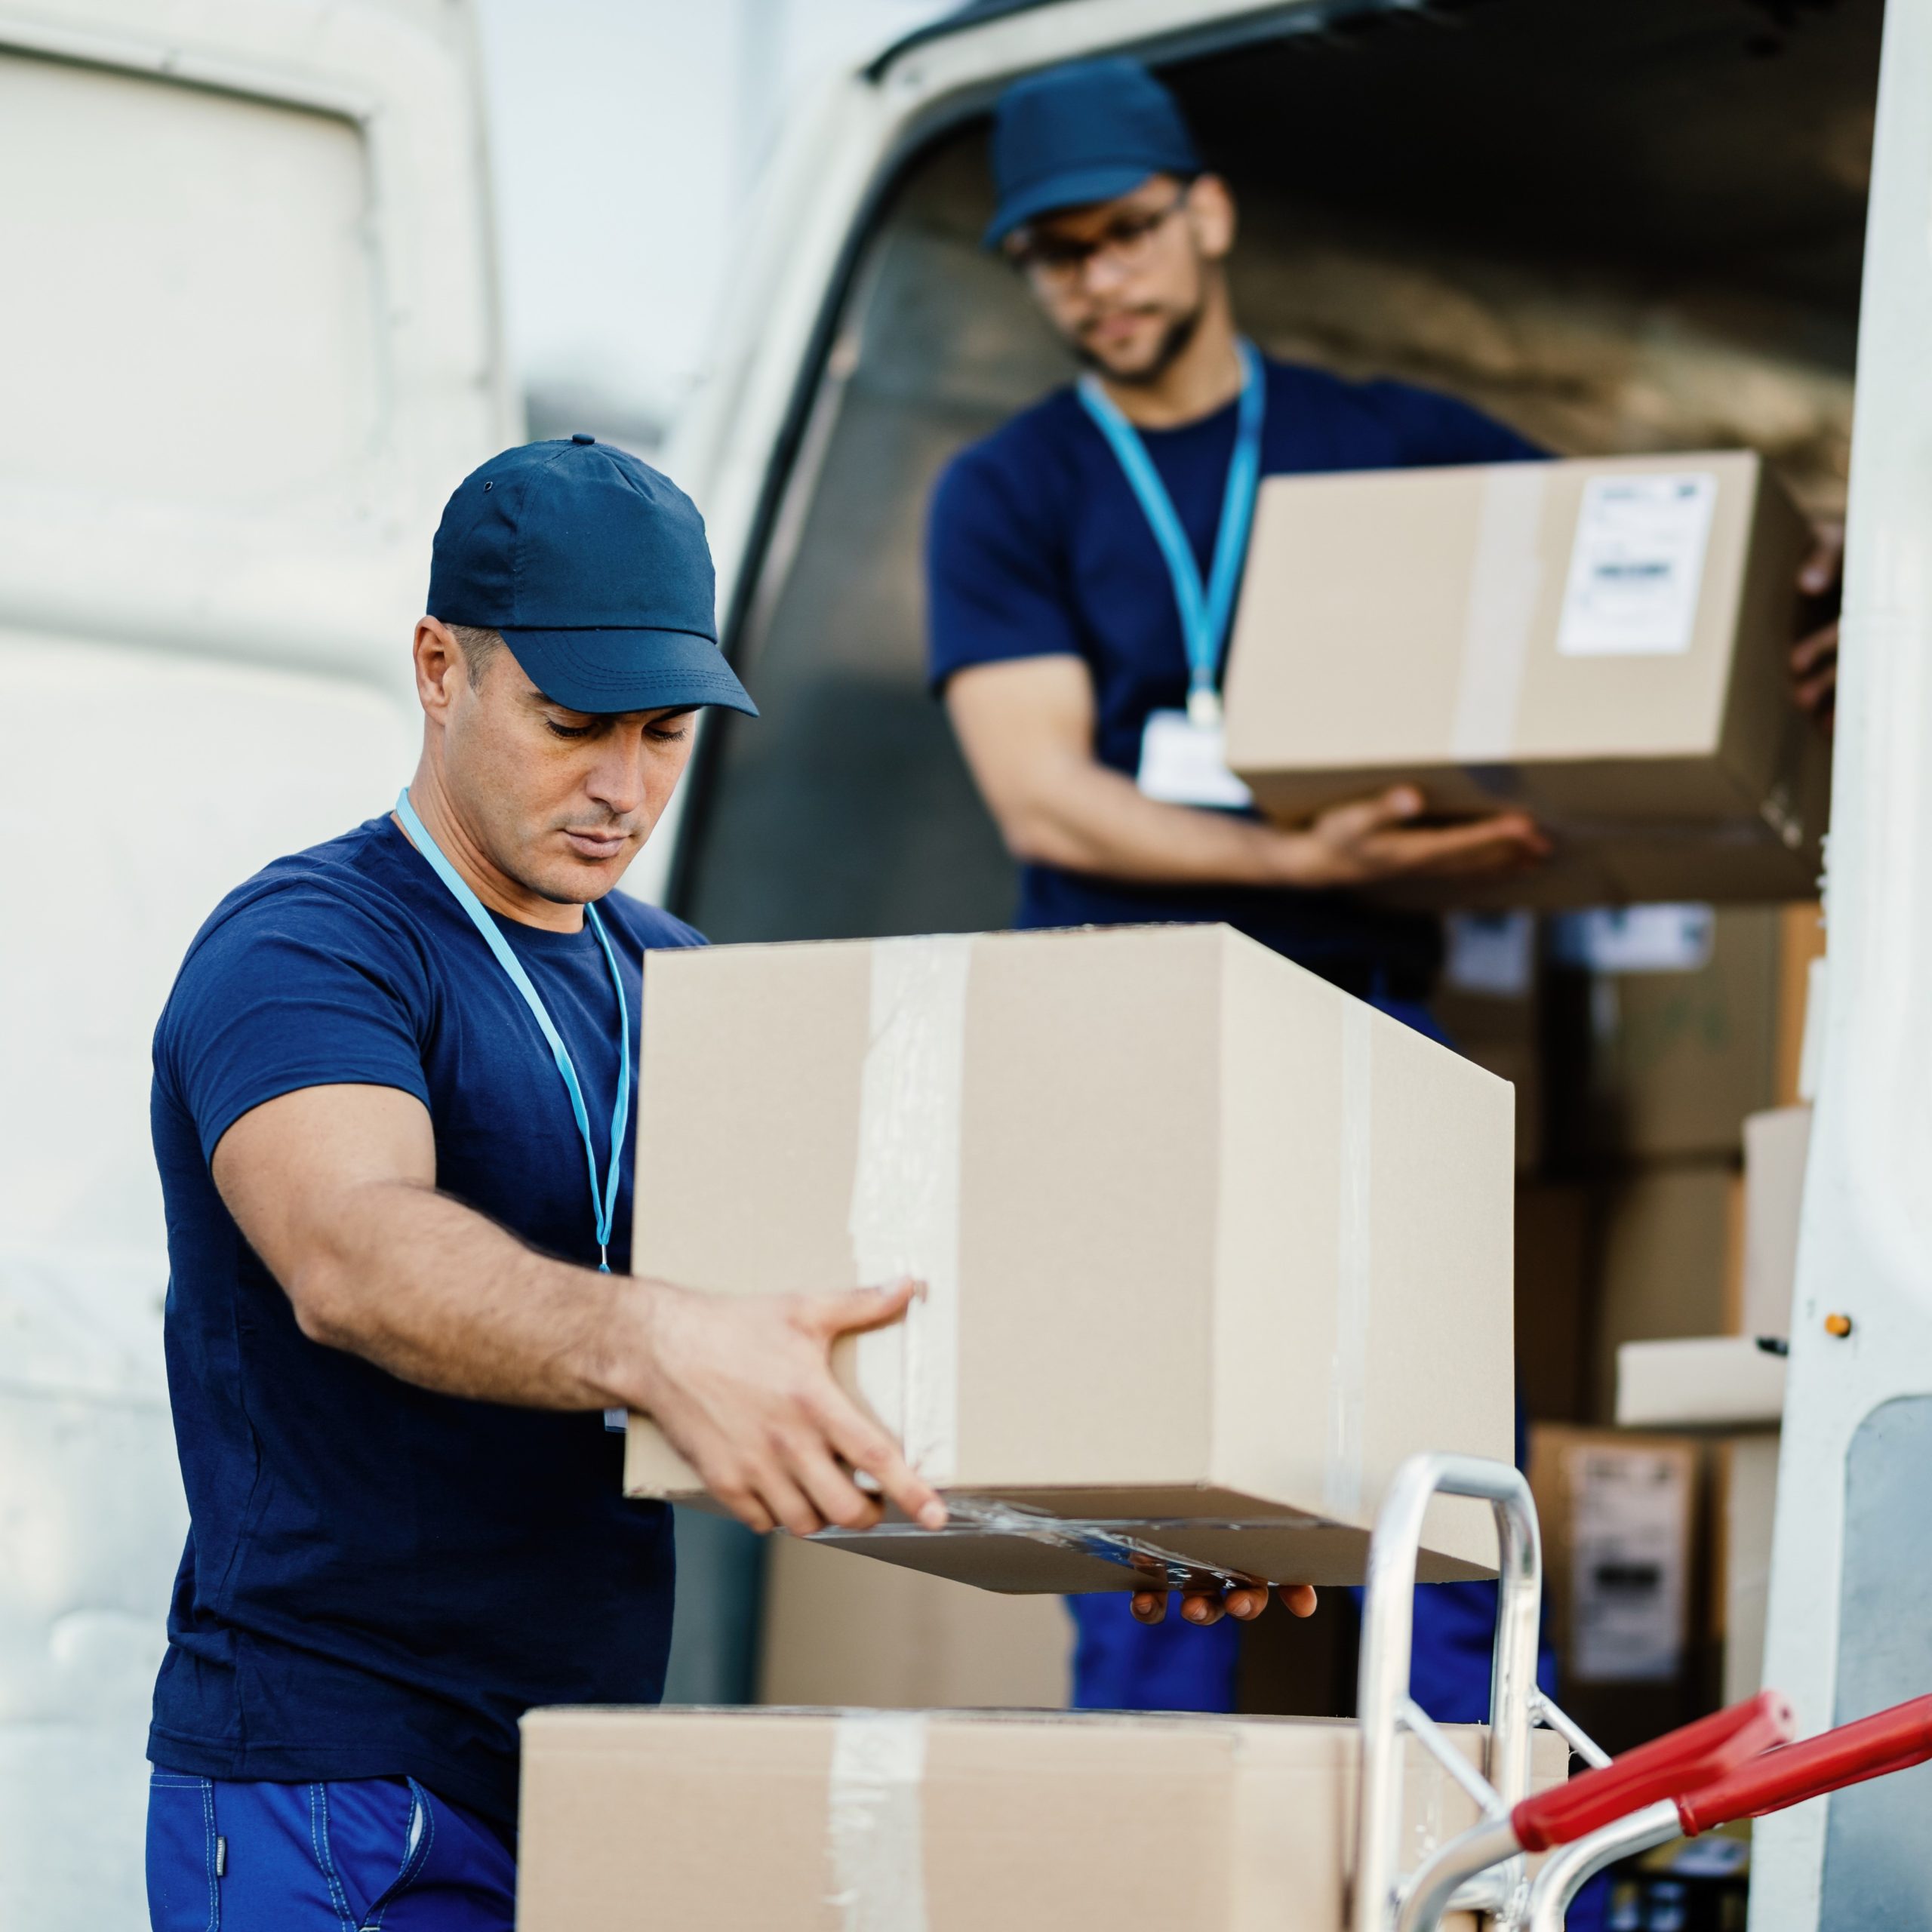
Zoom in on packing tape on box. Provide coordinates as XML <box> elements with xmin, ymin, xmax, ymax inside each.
<box><xmin>1324</xmin><ymin>1002</ymin><xmax>1372</xmax><ymax>1522</ymax></box>
<box><xmin>817</xmin><ymin>1495</ymin><xmax>1307</xmax><ymax>1591</ymax></box>
<box><xmin>827</xmin><ymin>1709</ymin><xmax>928</xmax><ymax>1932</ymax></box>
<box><xmin>848</xmin><ymin>934</ymin><xmax>972</xmax><ymax>1485</ymax></box>
<box><xmin>1451</xmin><ymin>463</ymin><xmax>1548</xmax><ymax>764</ymax></box>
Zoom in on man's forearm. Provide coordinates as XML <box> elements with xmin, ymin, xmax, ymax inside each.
<box><xmin>1005</xmin><ymin>756</ymin><xmax>1300</xmax><ymax>885</ymax></box>
<box><xmin>290</xmin><ymin>1178</ymin><xmax>641</xmax><ymax>1410</ymax></box>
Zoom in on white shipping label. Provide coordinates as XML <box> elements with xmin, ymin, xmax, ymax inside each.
<box><xmin>1557</xmin><ymin>472</ymin><xmax>1717</xmax><ymax>657</ymax></box>
<box><xmin>1569</xmin><ymin>1444</ymin><xmax>1690</xmax><ymax>1682</ymax></box>
<box><xmin>1137</xmin><ymin>709</ymin><xmax>1254</xmax><ymax>809</ymax></box>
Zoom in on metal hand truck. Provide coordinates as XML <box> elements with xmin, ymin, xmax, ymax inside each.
<box><xmin>1351</xmin><ymin>1454</ymin><xmax>1932</xmax><ymax>1930</ymax></box>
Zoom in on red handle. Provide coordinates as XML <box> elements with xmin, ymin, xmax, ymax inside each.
<box><xmin>1510</xmin><ymin>1690</ymin><xmax>1794</xmax><ymax>1852</ymax></box>
<box><xmin>1675</xmin><ymin>1694</ymin><xmax>1932</xmax><ymax>1835</ymax></box>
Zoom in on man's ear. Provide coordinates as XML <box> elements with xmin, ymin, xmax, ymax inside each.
<box><xmin>413</xmin><ymin>617</ymin><xmax>464</xmax><ymax>720</ymax></box>
<box><xmin>1187</xmin><ymin>174</ymin><xmax>1237</xmax><ymax>263</ymax></box>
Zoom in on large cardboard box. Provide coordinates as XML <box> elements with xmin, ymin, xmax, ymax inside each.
<box><xmin>758</xmin><ymin>1534</ymin><xmax>1071</xmax><ymax>1710</ymax></box>
<box><xmin>1591</xmin><ymin>1164</ymin><xmax>1738</xmax><ymax>1420</ymax></box>
<box><xmin>517</xmin><ymin>1706</ymin><xmax>1569</xmax><ymax>1932</ymax></box>
<box><xmin>1586</xmin><ymin>907</ymin><xmax>1780</xmax><ymax>1161</ymax></box>
<box><xmin>1529</xmin><ymin>1426</ymin><xmax>1704</xmax><ymax>1751</ymax></box>
<box><xmin>1515</xmin><ymin>1183</ymin><xmax>1590</xmax><ymax>1423</ymax></box>
<box><xmin>1224</xmin><ymin>451</ymin><xmax>1823</xmax><ymax>908</ymax></box>
<box><xmin>625</xmin><ymin>924</ymin><xmax>1514</xmax><ymax>1588</ymax></box>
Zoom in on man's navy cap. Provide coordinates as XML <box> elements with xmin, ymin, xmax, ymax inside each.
<box><xmin>427</xmin><ymin>436</ymin><xmax>757</xmax><ymax>718</ymax></box>
<box><xmin>983</xmin><ymin>57</ymin><xmax>1200</xmax><ymax>250</ymax></box>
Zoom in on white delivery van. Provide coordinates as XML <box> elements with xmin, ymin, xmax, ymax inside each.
<box><xmin>0</xmin><ymin>2</ymin><xmax>508</xmax><ymax>1922</ymax></box>
<box><xmin>648</xmin><ymin>5</ymin><xmax>1932</xmax><ymax>1930</ymax></box>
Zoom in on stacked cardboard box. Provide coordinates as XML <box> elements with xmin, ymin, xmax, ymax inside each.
<box><xmin>758</xmin><ymin>1533</ymin><xmax>1070</xmax><ymax>1711</ymax></box>
<box><xmin>518</xmin><ymin>1706</ymin><xmax>1569</xmax><ymax>1931</ymax></box>
<box><xmin>626</xmin><ymin>924</ymin><xmax>1515</xmax><ymax>1591</ymax></box>
<box><xmin>1529</xmin><ymin>1424</ymin><xmax>1705</xmax><ymax>1752</ymax></box>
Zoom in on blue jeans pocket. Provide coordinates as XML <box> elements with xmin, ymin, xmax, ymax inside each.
<box><xmin>147</xmin><ymin>1774</ymin><xmax>220</xmax><ymax>1932</ymax></box>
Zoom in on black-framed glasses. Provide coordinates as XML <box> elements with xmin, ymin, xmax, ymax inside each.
<box><xmin>1006</xmin><ymin>186</ymin><xmax>1193</xmax><ymax>289</ymax></box>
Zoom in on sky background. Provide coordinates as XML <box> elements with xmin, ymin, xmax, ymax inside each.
<box><xmin>472</xmin><ymin>0</ymin><xmax>954</xmax><ymax>448</ymax></box>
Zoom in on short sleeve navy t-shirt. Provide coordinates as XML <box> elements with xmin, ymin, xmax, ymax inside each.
<box><xmin>147</xmin><ymin>813</ymin><xmax>703</xmax><ymax>1829</ymax></box>
<box><xmin>926</xmin><ymin>356</ymin><xmax>1543</xmax><ymax>976</ymax></box>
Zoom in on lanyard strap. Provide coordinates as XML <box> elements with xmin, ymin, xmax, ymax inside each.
<box><xmin>1077</xmin><ymin>337</ymin><xmax>1266</xmax><ymax>724</ymax></box>
<box><xmin>394</xmin><ymin>788</ymin><xmax>631</xmax><ymax>1272</ymax></box>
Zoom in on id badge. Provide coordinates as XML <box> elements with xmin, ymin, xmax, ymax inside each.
<box><xmin>1136</xmin><ymin>709</ymin><xmax>1254</xmax><ymax>809</ymax></box>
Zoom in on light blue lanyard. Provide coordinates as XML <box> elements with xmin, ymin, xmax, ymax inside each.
<box><xmin>395</xmin><ymin>788</ymin><xmax>630</xmax><ymax>1273</ymax></box>
<box><xmin>1077</xmin><ymin>337</ymin><xmax>1266</xmax><ymax>724</ymax></box>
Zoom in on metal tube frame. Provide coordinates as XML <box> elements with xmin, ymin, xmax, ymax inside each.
<box><xmin>1523</xmin><ymin>1800</ymin><xmax>1684</xmax><ymax>1932</ymax></box>
<box><xmin>1353</xmin><ymin>1453</ymin><xmax>1554</xmax><ymax>1932</ymax></box>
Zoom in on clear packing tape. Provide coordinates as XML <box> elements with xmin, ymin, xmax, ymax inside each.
<box><xmin>827</xmin><ymin>1711</ymin><xmax>929</xmax><ymax>1932</ymax></box>
<box><xmin>815</xmin><ymin>1494</ymin><xmax>1318</xmax><ymax>1592</ymax></box>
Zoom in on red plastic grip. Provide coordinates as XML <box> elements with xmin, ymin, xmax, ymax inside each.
<box><xmin>1675</xmin><ymin>1694</ymin><xmax>1932</xmax><ymax>1835</ymax></box>
<box><xmin>1510</xmin><ymin>1690</ymin><xmax>1794</xmax><ymax>1852</ymax></box>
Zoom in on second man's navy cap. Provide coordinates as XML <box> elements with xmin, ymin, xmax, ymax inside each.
<box><xmin>983</xmin><ymin>57</ymin><xmax>1201</xmax><ymax>249</ymax></box>
<box><xmin>427</xmin><ymin>436</ymin><xmax>757</xmax><ymax>718</ymax></box>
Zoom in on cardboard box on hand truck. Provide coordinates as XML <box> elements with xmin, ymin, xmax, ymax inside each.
<box><xmin>517</xmin><ymin>1706</ymin><xmax>1570</xmax><ymax>1932</ymax></box>
<box><xmin>1223</xmin><ymin>451</ymin><xmax>1824</xmax><ymax>909</ymax></box>
<box><xmin>624</xmin><ymin>924</ymin><xmax>1515</xmax><ymax>1589</ymax></box>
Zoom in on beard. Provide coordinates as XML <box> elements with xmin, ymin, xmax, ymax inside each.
<box><xmin>1070</xmin><ymin>299</ymin><xmax>1204</xmax><ymax>386</ymax></box>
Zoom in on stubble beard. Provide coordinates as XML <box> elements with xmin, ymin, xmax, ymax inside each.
<box><xmin>1071</xmin><ymin>299</ymin><xmax>1205</xmax><ymax>388</ymax></box>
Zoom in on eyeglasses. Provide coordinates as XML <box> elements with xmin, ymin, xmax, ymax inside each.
<box><xmin>1007</xmin><ymin>187</ymin><xmax>1192</xmax><ymax>291</ymax></box>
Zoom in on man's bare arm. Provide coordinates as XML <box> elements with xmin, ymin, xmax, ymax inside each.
<box><xmin>211</xmin><ymin>1082</ymin><xmax>944</xmax><ymax>1539</ymax></box>
<box><xmin>945</xmin><ymin>656</ymin><xmax>1548</xmax><ymax>888</ymax></box>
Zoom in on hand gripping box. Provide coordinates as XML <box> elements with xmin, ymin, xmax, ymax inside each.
<box><xmin>517</xmin><ymin>1707</ymin><xmax>1571</xmax><ymax>1932</ymax></box>
<box><xmin>1222</xmin><ymin>451</ymin><xmax>1825</xmax><ymax>908</ymax></box>
<box><xmin>624</xmin><ymin>924</ymin><xmax>1514</xmax><ymax>1589</ymax></box>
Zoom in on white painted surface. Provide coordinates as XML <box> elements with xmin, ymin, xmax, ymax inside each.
<box><xmin>1755</xmin><ymin>0</ymin><xmax>1932</xmax><ymax>1923</ymax></box>
<box><xmin>0</xmin><ymin>5</ymin><xmax>507</xmax><ymax>1924</ymax></box>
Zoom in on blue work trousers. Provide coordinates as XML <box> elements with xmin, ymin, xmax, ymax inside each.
<box><xmin>146</xmin><ymin>1770</ymin><xmax>515</xmax><ymax>1931</ymax></box>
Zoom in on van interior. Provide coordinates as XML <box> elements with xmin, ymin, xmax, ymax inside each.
<box><xmin>672</xmin><ymin>0</ymin><xmax>1878</xmax><ymax>946</ymax></box>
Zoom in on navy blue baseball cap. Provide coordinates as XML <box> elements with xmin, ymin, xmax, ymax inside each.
<box><xmin>983</xmin><ymin>57</ymin><xmax>1200</xmax><ymax>249</ymax></box>
<box><xmin>426</xmin><ymin>435</ymin><xmax>757</xmax><ymax>717</ymax></box>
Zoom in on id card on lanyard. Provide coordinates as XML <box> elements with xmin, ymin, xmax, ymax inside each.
<box><xmin>1077</xmin><ymin>338</ymin><xmax>1264</xmax><ymax>810</ymax></box>
<box><xmin>395</xmin><ymin>788</ymin><xmax>633</xmax><ymax>1430</ymax></box>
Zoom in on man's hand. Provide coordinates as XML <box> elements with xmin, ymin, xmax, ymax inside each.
<box><xmin>1130</xmin><ymin>1580</ymin><xmax>1319</xmax><ymax>1626</ymax></box>
<box><xmin>1279</xmin><ymin>786</ymin><xmax>1549</xmax><ymax>889</ymax></box>
<box><xmin>623</xmin><ymin>1277</ymin><xmax>946</xmax><ymax>1539</ymax></box>
<box><xmin>1792</xmin><ymin>521</ymin><xmax>1843</xmax><ymax>732</ymax></box>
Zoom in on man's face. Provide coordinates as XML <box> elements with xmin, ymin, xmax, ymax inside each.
<box><xmin>1008</xmin><ymin>173</ymin><xmax>1235</xmax><ymax>384</ymax></box>
<box><xmin>417</xmin><ymin>620</ymin><xmax>697</xmax><ymax>907</ymax></box>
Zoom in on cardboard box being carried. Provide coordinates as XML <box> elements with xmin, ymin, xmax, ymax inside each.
<box><xmin>517</xmin><ymin>1706</ymin><xmax>1569</xmax><ymax>1932</ymax></box>
<box><xmin>1224</xmin><ymin>451</ymin><xmax>1824</xmax><ymax>908</ymax></box>
<box><xmin>625</xmin><ymin>924</ymin><xmax>1514</xmax><ymax>1589</ymax></box>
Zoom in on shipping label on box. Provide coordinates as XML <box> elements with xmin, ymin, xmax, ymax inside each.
<box><xmin>1569</xmin><ymin>1442</ymin><xmax>1691</xmax><ymax>1681</ymax></box>
<box><xmin>624</xmin><ymin>924</ymin><xmax>1515</xmax><ymax>1591</ymax></box>
<box><xmin>1223</xmin><ymin>450</ymin><xmax>1825</xmax><ymax>909</ymax></box>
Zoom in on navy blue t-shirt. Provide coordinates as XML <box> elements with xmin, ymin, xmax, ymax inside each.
<box><xmin>147</xmin><ymin>813</ymin><xmax>702</xmax><ymax>1829</ymax></box>
<box><xmin>927</xmin><ymin>356</ymin><xmax>1543</xmax><ymax>975</ymax></box>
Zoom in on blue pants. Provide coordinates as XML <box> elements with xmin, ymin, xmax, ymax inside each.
<box><xmin>1067</xmin><ymin>1580</ymin><xmax>1546</xmax><ymax>1718</ymax></box>
<box><xmin>146</xmin><ymin>1771</ymin><xmax>515</xmax><ymax>1930</ymax></box>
